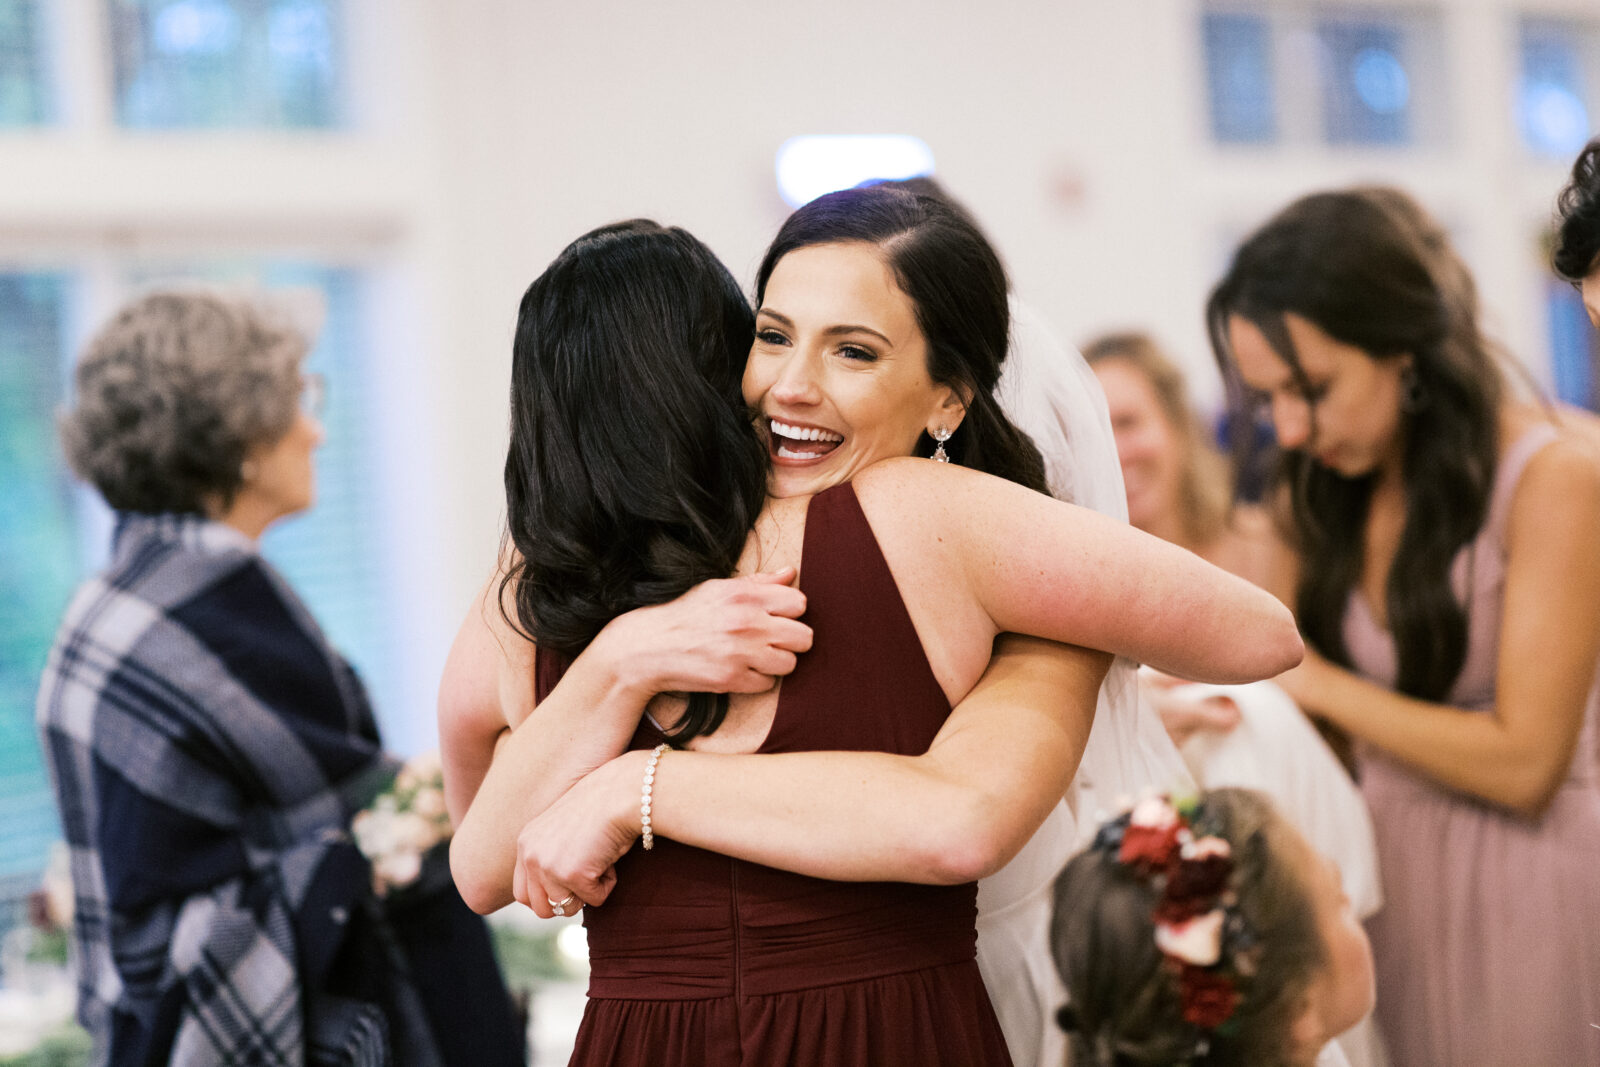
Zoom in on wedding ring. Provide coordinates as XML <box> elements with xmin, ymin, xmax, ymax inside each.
<box><xmin>547</xmin><ymin>893</ymin><xmax>577</xmax><ymax>917</ymax></box>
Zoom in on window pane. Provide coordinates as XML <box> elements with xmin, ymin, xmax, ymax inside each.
<box><xmin>109</xmin><ymin>0</ymin><xmax>342</xmax><ymax>128</ymax></box>
<box><xmin>1518</xmin><ymin>19</ymin><xmax>1594</xmax><ymax>158</ymax></box>
<box><xmin>1318</xmin><ymin>17</ymin><xmax>1413</xmax><ymax>145</ymax></box>
<box><xmin>1549</xmin><ymin>281</ymin><xmax>1600</xmax><ymax>410</ymax></box>
<box><xmin>0</xmin><ymin>0</ymin><xmax>52</xmax><ymax>126</ymax></box>
<box><xmin>0</xmin><ymin>273</ymin><xmax>74</xmax><ymax>886</ymax></box>
<box><xmin>1203</xmin><ymin>12</ymin><xmax>1277</xmax><ymax>144</ymax></box>
<box><xmin>255</xmin><ymin>266</ymin><xmax>401</xmax><ymax>735</ymax></box>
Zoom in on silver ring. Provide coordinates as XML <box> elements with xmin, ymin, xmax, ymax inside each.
<box><xmin>547</xmin><ymin>893</ymin><xmax>577</xmax><ymax>917</ymax></box>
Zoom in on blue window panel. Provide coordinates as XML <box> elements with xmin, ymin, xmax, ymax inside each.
<box><xmin>1549</xmin><ymin>282</ymin><xmax>1600</xmax><ymax>410</ymax></box>
<box><xmin>0</xmin><ymin>0</ymin><xmax>52</xmax><ymax>126</ymax></box>
<box><xmin>1518</xmin><ymin>20</ymin><xmax>1593</xmax><ymax>159</ymax></box>
<box><xmin>255</xmin><ymin>266</ymin><xmax>399</xmax><ymax>737</ymax></box>
<box><xmin>109</xmin><ymin>0</ymin><xmax>342</xmax><ymax>128</ymax></box>
<box><xmin>0</xmin><ymin>273</ymin><xmax>74</xmax><ymax>884</ymax></box>
<box><xmin>1203</xmin><ymin>12</ymin><xmax>1277</xmax><ymax>144</ymax></box>
<box><xmin>1318</xmin><ymin>18</ymin><xmax>1412</xmax><ymax>146</ymax></box>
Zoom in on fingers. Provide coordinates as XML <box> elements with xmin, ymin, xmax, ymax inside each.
<box><xmin>729</xmin><ymin>575</ymin><xmax>808</xmax><ymax>619</ymax></box>
<box><xmin>744</xmin><ymin>567</ymin><xmax>798</xmax><ymax>586</ymax></box>
<box><xmin>761</xmin><ymin>616</ymin><xmax>813</xmax><ymax>654</ymax></box>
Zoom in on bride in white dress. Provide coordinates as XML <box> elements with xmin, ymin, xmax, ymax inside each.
<box><xmin>982</xmin><ymin>298</ymin><xmax>1193</xmax><ymax>1067</ymax></box>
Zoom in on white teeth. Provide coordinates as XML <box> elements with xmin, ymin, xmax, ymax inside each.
<box><xmin>769</xmin><ymin>418</ymin><xmax>843</xmax><ymax>443</ymax></box>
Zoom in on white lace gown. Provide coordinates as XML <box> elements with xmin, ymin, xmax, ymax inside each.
<box><xmin>977</xmin><ymin>301</ymin><xmax>1194</xmax><ymax>1067</ymax></box>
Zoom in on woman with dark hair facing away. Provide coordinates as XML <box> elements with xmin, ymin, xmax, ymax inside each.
<box><xmin>39</xmin><ymin>289</ymin><xmax>524</xmax><ymax>1066</ymax></box>
<box><xmin>441</xmin><ymin>193</ymin><xmax>1300</xmax><ymax>1065</ymax></box>
<box><xmin>1209</xmin><ymin>189</ymin><xmax>1600</xmax><ymax>1065</ymax></box>
<box><xmin>1553</xmin><ymin>136</ymin><xmax>1600</xmax><ymax>327</ymax></box>
<box><xmin>1050</xmin><ymin>788</ymin><xmax>1374</xmax><ymax>1067</ymax></box>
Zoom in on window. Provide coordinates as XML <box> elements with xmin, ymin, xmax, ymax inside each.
<box><xmin>1549</xmin><ymin>280</ymin><xmax>1600</xmax><ymax>410</ymax></box>
<box><xmin>0</xmin><ymin>0</ymin><xmax>53</xmax><ymax>126</ymax></box>
<box><xmin>109</xmin><ymin>0</ymin><xmax>343</xmax><ymax>128</ymax></box>
<box><xmin>1203</xmin><ymin>11</ymin><xmax>1277</xmax><ymax>144</ymax></box>
<box><xmin>0</xmin><ymin>273</ymin><xmax>75</xmax><ymax>890</ymax></box>
<box><xmin>1317</xmin><ymin>16</ymin><xmax>1412</xmax><ymax>145</ymax></box>
<box><xmin>1518</xmin><ymin>18</ymin><xmax>1596</xmax><ymax>159</ymax></box>
<box><xmin>1199</xmin><ymin>3</ymin><xmax>1445</xmax><ymax>149</ymax></box>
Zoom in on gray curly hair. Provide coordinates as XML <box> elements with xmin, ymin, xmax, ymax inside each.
<box><xmin>59</xmin><ymin>287</ymin><xmax>311</xmax><ymax>514</ymax></box>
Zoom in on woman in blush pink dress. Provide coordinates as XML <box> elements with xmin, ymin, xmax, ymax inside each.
<box><xmin>1209</xmin><ymin>187</ymin><xmax>1600</xmax><ymax>1066</ymax></box>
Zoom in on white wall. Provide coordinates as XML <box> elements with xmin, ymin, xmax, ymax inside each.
<box><xmin>4</xmin><ymin>0</ymin><xmax>1591</xmax><ymax>745</ymax></box>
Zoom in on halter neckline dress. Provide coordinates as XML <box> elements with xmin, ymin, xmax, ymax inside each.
<box><xmin>537</xmin><ymin>482</ymin><xmax>1014</xmax><ymax>1066</ymax></box>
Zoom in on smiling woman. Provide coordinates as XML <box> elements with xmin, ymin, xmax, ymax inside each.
<box><xmin>443</xmin><ymin>191</ymin><xmax>1300</xmax><ymax>1067</ymax></box>
<box><xmin>749</xmin><ymin>242</ymin><xmax>968</xmax><ymax>496</ymax></box>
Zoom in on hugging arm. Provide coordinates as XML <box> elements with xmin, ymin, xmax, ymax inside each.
<box><xmin>513</xmin><ymin>635</ymin><xmax>1108</xmax><ymax>915</ymax></box>
<box><xmin>489</xmin><ymin>461</ymin><xmax>1302</xmax><ymax>915</ymax></box>
<box><xmin>859</xmin><ymin>458</ymin><xmax>1305</xmax><ymax>683</ymax></box>
<box><xmin>443</xmin><ymin>567</ymin><xmax>811</xmax><ymax>914</ymax></box>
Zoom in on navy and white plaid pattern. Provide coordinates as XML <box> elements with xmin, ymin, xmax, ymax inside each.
<box><xmin>37</xmin><ymin>513</ymin><xmax>409</xmax><ymax>1067</ymax></box>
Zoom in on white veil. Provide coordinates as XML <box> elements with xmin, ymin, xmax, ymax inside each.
<box><xmin>973</xmin><ymin>298</ymin><xmax>1193</xmax><ymax>1067</ymax></box>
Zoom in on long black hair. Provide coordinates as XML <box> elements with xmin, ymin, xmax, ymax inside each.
<box><xmin>499</xmin><ymin>220</ymin><xmax>768</xmax><ymax>742</ymax></box>
<box><xmin>1554</xmin><ymin>137</ymin><xmax>1600</xmax><ymax>283</ymax></box>
<box><xmin>1207</xmin><ymin>191</ymin><xmax>1503</xmax><ymax>701</ymax></box>
<box><xmin>755</xmin><ymin>186</ymin><xmax>1049</xmax><ymax>494</ymax></box>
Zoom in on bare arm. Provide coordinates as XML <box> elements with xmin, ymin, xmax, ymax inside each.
<box><xmin>1279</xmin><ymin>438</ymin><xmax>1600</xmax><ymax>817</ymax></box>
<box><xmin>855</xmin><ymin>459</ymin><xmax>1304</xmax><ymax>682</ymax></box>
<box><xmin>444</xmin><ymin>569</ymin><xmax>812</xmax><ymax>913</ymax></box>
<box><xmin>511</xmin><ymin>635</ymin><xmax>1109</xmax><ymax>914</ymax></box>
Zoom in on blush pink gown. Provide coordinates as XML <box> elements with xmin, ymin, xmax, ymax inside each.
<box><xmin>1346</xmin><ymin>425</ymin><xmax>1600</xmax><ymax>1066</ymax></box>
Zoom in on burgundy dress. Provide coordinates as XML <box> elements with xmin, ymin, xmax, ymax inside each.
<box><xmin>537</xmin><ymin>483</ymin><xmax>1014</xmax><ymax>1066</ymax></box>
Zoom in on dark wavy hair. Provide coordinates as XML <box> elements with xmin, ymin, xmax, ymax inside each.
<box><xmin>1553</xmin><ymin>138</ymin><xmax>1600</xmax><ymax>283</ymax></box>
<box><xmin>755</xmin><ymin>186</ymin><xmax>1049</xmax><ymax>494</ymax></box>
<box><xmin>1051</xmin><ymin>789</ymin><xmax>1325</xmax><ymax>1066</ymax></box>
<box><xmin>1207</xmin><ymin>191</ymin><xmax>1503</xmax><ymax>701</ymax></box>
<box><xmin>499</xmin><ymin>220</ymin><xmax>768</xmax><ymax>742</ymax></box>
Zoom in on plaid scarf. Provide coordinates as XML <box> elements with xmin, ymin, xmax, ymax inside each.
<box><xmin>37</xmin><ymin>513</ymin><xmax>442</xmax><ymax>1067</ymax></box>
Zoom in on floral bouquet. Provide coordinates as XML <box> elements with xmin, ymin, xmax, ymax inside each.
<box><xmin>351</xmin><ymin>750</ymin><xmax>454</xmax><ymax>899</ymax></box>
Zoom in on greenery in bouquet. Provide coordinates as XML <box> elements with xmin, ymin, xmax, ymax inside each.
<box><xmin>351</xmin><ymin>750</ymin><xmax>454</xmax><ymax>898</ymax></box>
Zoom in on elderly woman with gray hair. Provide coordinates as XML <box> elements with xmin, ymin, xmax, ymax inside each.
<box><xmin>37</xmin><ymin>288</ymin><xmax>523</xmax><ymax>1066</ymax></box>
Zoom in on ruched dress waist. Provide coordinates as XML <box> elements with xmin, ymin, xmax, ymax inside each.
<box><xmin>585</xmin><ymin>840</ymin><xmax>979</xmax><ymax>1000</ymax></box>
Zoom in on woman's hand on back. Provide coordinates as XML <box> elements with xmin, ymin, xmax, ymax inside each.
<box><xmin>592</xmin><ymin>569</ymin><xmax>813</xmax><ymax>702</ymax></box>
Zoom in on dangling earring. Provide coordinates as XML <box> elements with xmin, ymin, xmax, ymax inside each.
<box><xmin>1400</xmin><ymin>363</ymin><xmax>1429</xmax><ymax>414</ymax></box>
<box><xmin>931</xmin><ymin>427</ymin><xmax>952</xmax><ymax>463</ymax></box>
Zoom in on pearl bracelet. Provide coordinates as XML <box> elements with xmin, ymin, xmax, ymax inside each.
<box><xmin>641</xmin><ymin>743</ymin><xmax>667</xmax><ymax>851</ymax></box>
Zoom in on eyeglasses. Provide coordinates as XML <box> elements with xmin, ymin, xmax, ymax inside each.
<box><xmin>300</xmin><ymin>372</ymin><xmax>327</xmax><ymax>419</ymax></box>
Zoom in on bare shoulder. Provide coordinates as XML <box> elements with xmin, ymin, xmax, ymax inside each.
<box><xmin>1509</xmin><ymin>428</ymin><xmax>1600</xmax><ymax>534</ymax></box>
<box><xmin>1551</xmin><ymin>403</ymin><xmax>1600</xmax><ymax>459</ymax></box>
<box><xmin>852</xmin><ymin>456</ymin><xmax>1069</xmax><ymax>515</ymax></box>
